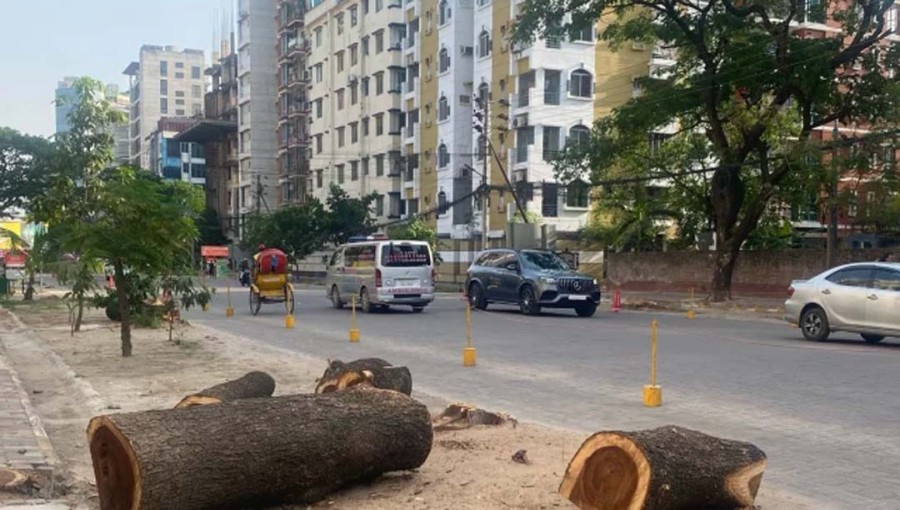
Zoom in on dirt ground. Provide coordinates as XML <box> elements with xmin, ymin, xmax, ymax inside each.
<box><xmin>1</xmin><ymin>296</ymin><xmax>818</xmax><ymax>509</ymax></box>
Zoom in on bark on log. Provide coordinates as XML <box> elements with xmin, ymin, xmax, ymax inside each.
<box><xmin>315</xmin><ymin>358</ymin><xmax>412</xmax><ymax>395</ymax></box>
<box><xmin>559</xmin><ymin>425</ymin><xmax>766</xmax><ymax>510</ymax></box>
<box><xmin>174</xmin><ymin>371</ymin><xmax>276</xmax><ymax>408</ymax></box>
<box><xmin>87</xmin><ymin>388</ymin><xmax>433</xmax><ymax>510</ymax></box>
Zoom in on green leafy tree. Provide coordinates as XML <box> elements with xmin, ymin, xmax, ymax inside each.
<box><xmin>515</xmin><ymin>0</ymin><xmax>900</xmax><ymax>300</ymax></box>
<box><xmin>83</xmin><ymin>169</ymin><xmax>200</xmax><ymax>357</ymax></box>
<box><xmin>0</xmin><ymin>128</ymin><xmax>52</xmax><ymax>216</ymax></box>
<box><xmin>324</xmin><ymin>184</ymin><xmax>377</xmax><ymax>245</ymax></box>
<box><xmin>241</xmin><ymin>200</ymin><xmax>329</xmax><ymax>262</ymax></box>
<box><xmin>387</xmin><ymin>217</ymin><xmax>443</xmax><ymax>263</ymax></box>
<box><xmin>583</xmin><ymin>185</ymin><xmax>667</xmax><ymax>252</ymax></box>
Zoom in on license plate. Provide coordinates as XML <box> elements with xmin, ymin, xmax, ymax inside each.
<box><xmin>395</xmin><ymin>279</ymin><xmax>417</xmax><ymax>286</ymax></box>
<box><xmin>393</xmin><ymin>288</ymin><xmax>425</xmax><ymax>295</ymax></box>
<box><xmin>568</xmin><ymin>295</ymin><xmax>588</xmax><ymax>301</ymax></box>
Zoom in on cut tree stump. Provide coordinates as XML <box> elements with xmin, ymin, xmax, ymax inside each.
<box><xmin>315</xmin><ymin>358</ymin><xmax>412</xmax><ymax>395</ymax></box>
<box><xmin>432</xmin><ymin>403</ymin><xmax>515</xmax><ymax>431</ymax></box>
<box><xmin>559</xmin><ymin>425</ymin><xmax>766</xmax><ymax>510</ymax></box>
<box><xmin>88</xmin><ymin>387</ymin><xmax>433</xmax><ymax>510</ymax></box>
<box><xmin>174</xmin><ymin>371</ymin><xmax>276</xmax><ymax>408</ymax></box>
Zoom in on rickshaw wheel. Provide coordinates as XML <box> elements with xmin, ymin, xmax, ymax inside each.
<box><xmin>249</xmin><ymin>289</ymin><xmax>261</xmax><ymax>316</ymax></box>
<box><xmin>285</xmin><ymin>286</ymin><xmax>295</xmax><ymax>314</ymax></box>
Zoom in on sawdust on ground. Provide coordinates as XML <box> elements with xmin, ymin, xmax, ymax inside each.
<box><xmin>3</xmin><ymin>296</ymin><xmax>818</xmax><ymax>510</ymax></box>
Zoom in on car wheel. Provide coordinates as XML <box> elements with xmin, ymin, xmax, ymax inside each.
<box><xmin>519</xmin><ymin>285</ymin><xmax>541</xmax><ymax>316</ymax></box>
<box><xmin>800</xmin><ymin>306</ymin><xmax>830</xmax><ymax>342</ymax></box>
<box><xmin>468</xmin><ymin>282</ymin><xmax>488</xmax><ymax>310</ymax></box>
<box><xmin>575</xmin><ymin>303</ymin><xmax>597</xmax><ymax>318</ymax></box>
<box><xmin>412</xmin><ymin>306</ymin><xmax>425</xmax><ymax>313</ymax></box>
<box><xmin>861</xmin><ymin>333</ymin><xmax>885</xmax><ymax>344</ymax></box>
<box><xmin>330</xmin><ymin>285</ymin><xmax>343</xmax><ymax>309</ymax></box>
<box><xmin>360</xmin><ymin>287</ymin><xmax>374</xmax><ymax>313</ymax></box>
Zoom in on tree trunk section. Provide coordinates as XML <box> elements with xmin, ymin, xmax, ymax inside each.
<box><xmin>114</xmin><ymin>262</ymin><xmax>131</xmax><ymax>357</ymax></box>
<box><xmin>315</xmin><ymin>358</ymin><xmax>411</xmax><ymax>395</ymax></box>
<box><xmin>175</xmin><ymin>371</ymin><xmax>276</xmax><ymax>408</ymax></box>
<box><xmin>87</xmin><ymin>388</ymin><xmax>433</xmax><ymax>510</ymax></box>
<box><xmin>24</xmin><ymin>273</ymin><xmax>35</xmax><ymax>301</ymax></box>
<box><xmin>559</xmin><ymin>425</ymin><xmax>766</xmax><ymax>510</ymax></box>
<box><xmin>75</xmin><ymin>294</ymin><xmax>84</xmax><ymax>333</ymax></box>
<box><xmin>710</xmin><ymin>246</ymin><xmax>739</xmax><ymax>302</ymax></box>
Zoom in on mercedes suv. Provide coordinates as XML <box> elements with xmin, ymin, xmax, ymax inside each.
<box><xmin>466</xmin><ymin>249</ymin><xmax>601</xmax><ymax>317</ymax></box>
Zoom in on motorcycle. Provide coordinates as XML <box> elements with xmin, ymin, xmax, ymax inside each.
<box><xmin>239</xmin><ymin>269</ymin><xmax>251</xmax><ymax>287</ymax></box>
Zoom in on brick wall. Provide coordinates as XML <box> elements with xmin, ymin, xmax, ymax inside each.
<box><xmin>607</xmin><ymin>249</ymin><xmax>895</xmax><ymax>296</ymax></box>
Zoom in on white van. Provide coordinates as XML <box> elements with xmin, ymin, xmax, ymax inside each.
<box><xmin>325</xmin><ymin>240</ymin><xmax>436</xmax><ymax>313</ymax></box>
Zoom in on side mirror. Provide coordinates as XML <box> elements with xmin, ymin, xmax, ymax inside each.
<box><xmin>506</xmin><ymin>262</ymin><xmax>520</xmax><ymax>272</ymax></box>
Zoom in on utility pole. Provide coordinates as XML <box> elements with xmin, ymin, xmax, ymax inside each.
<box><xmin>474</xmin><ymin>98</ymin><xmax>489</xmax><ymax>250</ymax></box>
<box><xmin>826</xmin><ymin>121</ymin><xmax>839</xmax><ymax>268</ymax></box>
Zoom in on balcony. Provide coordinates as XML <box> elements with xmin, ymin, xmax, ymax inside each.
<box><xmin>279</xmin><ymin>7</ymin><xmax>304</xmax><ymax>30</ymax></box>
<box><xmin>286</xmin><ymin>135</ymin><xmax>310</xmax><ymax>148</ymax></box>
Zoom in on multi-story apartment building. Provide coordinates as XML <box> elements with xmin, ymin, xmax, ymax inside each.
<box><xmin>276</xmin><ymin>0</ymin><xmax>312</xmax><ymax>205</ymax></box>
<box><xmin>305</xmin><ymin>0</ymin><xmax>407</xmax><ymax>222</ymax></box>
<box><xmin>236</xmin><ymin>0</ymin><xmax>279</xmax><ymax>214</ymax></box>
<box><xmin>54</xmin><ymin>76</ymin><xmax>80</xmax><ymax>135</ymax></box>
<box><xmin>55</xmin><ymin>77</ymin><xmax>131</xmax><ymax>164</ymax></box>
<box><xmin>123</xmin><ymin>45</ymin><xmax>206</xmax><ymax>169</ymax></box>
<box><xmin>147</xmin><ymin>117</ymin><xmax>207</xmax><ymax>186</ymax></box>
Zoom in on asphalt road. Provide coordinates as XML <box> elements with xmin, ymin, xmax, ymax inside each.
<box><xmin>188</xmin><ymin>284</ymin><xmax>900</xmax><ymax>509</ymax></box>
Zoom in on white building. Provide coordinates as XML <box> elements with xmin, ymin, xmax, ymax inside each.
<box><xmin>123</xmin><ymin>45</ymin><xmax>206</xmax><ymax>169</ymax></box>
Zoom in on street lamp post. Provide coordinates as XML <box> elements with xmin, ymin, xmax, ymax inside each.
<box><xmin>827</xmin><ymin>121</ymin><xmax>840</xmax><ymax>268</ymax></box>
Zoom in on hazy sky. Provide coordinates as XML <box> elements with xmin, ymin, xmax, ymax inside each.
<box><xmin>0</xmin><ymin>0</ymin><xmax>233</xmax><ymax>137</ymax></box>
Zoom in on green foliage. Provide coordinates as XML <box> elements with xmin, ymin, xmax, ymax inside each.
<box><xmin>510</xmin><ymin>210</ymin><xmax>544</xmax><ymax>224</ymax></box>
<box><xmin>324</xmin><ymin>184</ymin><xmax>378</xmax><ymax>245</ymax></box>
<box><xmin>0</xmin><ymin>127</ymin><xmax>52</xmax><ymax>216</ymax></box>
<box><xmin>744</xmin><ymin>214</ymin><xmax>795</xmax><ymax>250</ymax></box>
<box><xmin>514</xmin><ymin>0</ymin><xmax>900</xmax><ymax>299</ymax></box>
<box><xmin>582</xmin><ymin>186</ymin><xmax>667</xmax><ymax>252</ymax></box>
<box><xmin>387</xmin><ymin>217</ymin><xmax>443</xmax><ymax>263</ymax></box>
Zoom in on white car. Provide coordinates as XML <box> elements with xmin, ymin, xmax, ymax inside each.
<box><xmin>784</xmin><ymin>262</ymin><xmax>900</xmax><ymax>343</ymax></box>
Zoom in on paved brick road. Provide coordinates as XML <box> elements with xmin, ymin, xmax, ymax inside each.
<box><xmin>190</xmin><ymin>286</ymin><xmax>900</xmax><ymax>509</ymax></box>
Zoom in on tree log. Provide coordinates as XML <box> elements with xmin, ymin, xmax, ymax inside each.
<box><xmin>87</xmin><ymin>388</ymin><xmax>433</xmax><ymax>510</ymax></box>
<box><xmin>174</xmin><ymin>371</ymin><xmax>276</xmax><ymax>408</ymax></box>
<box><xmin>559</xmin><ymin>425</ymin><xmax>766</xmax><ymax>510</ymax></box>
<box><xmin>315</xmin><ymin>358</ymin><xmax>412</xmax><ymax>395</ymax></box>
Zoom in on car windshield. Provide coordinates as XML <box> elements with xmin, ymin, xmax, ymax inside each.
<box><xmin>520</xmin><ymin>251</ymin><xmax>570</xmax><ymax>271</ymax></box>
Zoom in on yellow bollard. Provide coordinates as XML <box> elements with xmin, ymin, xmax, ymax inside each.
<box><xmin>349</xmin><ymin>295</ymin><xmax>360</xmax><ymax>342</ymax></box>
<box><xmin>685</xmin><ymin>309</ymin><xmax>696</xmax><ymax>320</ymax></box>
<box><xmin>225</xmin><ymin>287</ymin><xmax>234</xmax><ymax>317</ymax></box>
<box><xmin>463</xmin><ymin>302</ymin><xmax>477</xmax><ymax>366</ymax></box>
<box><xmin>284</xmin><ymin>294</ymin><xmax>295</xmax><ymax>328</ymax></box>
<box><xmin>642</xmin><ymin>319</ymin><xmax>662</xmax><ymax>407</ymax></box>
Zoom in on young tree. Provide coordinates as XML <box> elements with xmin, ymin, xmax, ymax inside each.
<box><xmin>515</xmin><ymin>0</ymin><xmax>900</xmax><ymax>300</ymax></box>
<box><xmin>324</xmin><ymin>184</ymin><xmax>378</xmax><ymax>245</ymax></box>
<box><xmin>387</xmin><ymin>217</ymin><xmax>443</xmax><ymax>262</ymax></box>
<box><xmin>83</xmin><ymin>170</ymin><xmax>200</xmax><ymax>357</ymax></box>
<box><xmin>0</xmin><ymin>128</ymin><xmax>52</xmax><ymax>216</ymax></box>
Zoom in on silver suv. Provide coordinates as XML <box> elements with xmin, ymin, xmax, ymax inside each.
<box><xmin>466</xmin><ymin>249</ymin><xmax>601</xmax><ymax>317</ymax></box>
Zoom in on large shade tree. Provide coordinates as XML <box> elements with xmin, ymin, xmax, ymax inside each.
<box><xmin>515</xmin><ymin>0</ymin><xmax>900</xmax><ymax>300</ymax></box>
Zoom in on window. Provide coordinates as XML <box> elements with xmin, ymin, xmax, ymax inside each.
<box><xmin>439</xmin><ymin>47</ymin><xmax>451</xmax><ymax>73</ymax></box>
<box><xmin>315</xmin><ymin>27</ymin><xmax>323</xmax><ymax>47</ymax></box>
<box><xmin>192</xmin><ymin>85</ymin><xmax>201</xmax><ymax>98</ymax></box>
<box><xmin>376</xmin><ymin>195</ymin><xmax>384</xmax><ymax>216</ymax></box>
<box><xmin>350</xmin><ymin>5</ymin><xmax>358</xmax><ymax>26</ymax></box>
<box><xmin>542</xmin><ymin>182</ymin><xmax>559</xmax><ymax>217</ymax></box>
<box><xmin>316</xmin><ymin>134</ymin><xmax>323</xmax><ymax>154</ymax></box>
<box><xmin>826</xmin><ymin>267</ymin><xmax>873</xmax><ymax>288</ymax></box>
<box><xmin>191</xmin><ymin>163</ymin><xmax>206</xmax><ymax>179</ymax></box>
<box><xmin>350</xmin><ymin>83</ymin><xmax>359</xmax><ymax>105</ymax></box>
<box><xmin>362</xmin><ymin>0</ymin><xmax>369</xmax><ymax>14</ymax></box>
<box><xmin>566</xmin><ymin>180</ymin><xmax>589</xmax><ymax>208</ymax></box>
<box><xmin>871</xmin><ymin>269</ymin><xmax>900</xmax><ymax>291</ymax></box>
<box><xmin>160</xmin><ymin>98</ymin><xmax>168</xmax><ymax>114</ymax></box>
<box><xmin>438</xmin><ymin>143</ymin><xmax>450</xmax><ymax>167</ymax></box>
<box><xmin>477</xmin><ymin>82</ymin><xmax>489</xmax><ymax>107</ymax></box>
<box><xmin>336</xmin><ymin>13</ymin><xmax>344</xmax><ymax>35</ymax></box>
<box><xmin>544</xmin><ymin>70</ymin><xmax>561</xmax><ymax>105</ymax></box>
<box><xmin>376</xmin><ymin>154</ymin><xmax>385</xmax><ymax>176</ymax></box>
<box><xmin>572</xmin><ymin>25</ymin><xmax>594</xmax><ymax>42</ymax></box>
<box><xmin>543</xmin><ymin>126</ymin><xmax>561</xmax><ymax>161</ymax></box>
<box><xmin>362</xmin><ymin>117</ymin><xmax>370</xmax><ymax>136</ymax></box>
<box><xmin>351</xmin><ymin>161</ymin><xmax>359</xmax><ymax>181</ymax></box>
<box><xmin>375</xmin><ymin>30</ymin><xmax>384</xmax><ymax>53</ymax></box>
<box><xmin>478</xmin><ymin>30</ymin><xmax>491</xmax><ymax>58</ymax></box>
<box><xmin>569</xmin><ymin>69</ymin><xmax>592</xmax><ymax>98</ymax></box>
<box><xmin>439</xmin><ymin>0</ymin><xmax>451</xmax><ymax>24</ymax></box>
<box><xmin>337</xmin><ymin>164</ymin><xmax>345</xmax><ymax>184</ymax></box>
<box><xmin>316</xmin><ymin>98</ymin><xmax>324</xmax><ymax>118</ymax></box>
<box><xmin>316</xmin><ymin>63</ymin><xmax>324</xmax><ymax>83</ymax></box>
<box><xmin>351</xmin><ymin>122</ymin><xmax>359</xmax><ymax>143</ymax></box>
<box><xmin>361</xmin><ymin>77</ymin><xmax>370</xmax><ymax>96</ymax></box>
<box><xmin>175</xmin><ymin>90</ymin><xmax>185</xmax><ymax>97</ymax></box>
<box><xmin>350</xmin><ymin>44</ymin><xmax>359</xmax><ymax>65</ymax></box>
<box><xmin>175</xmin><ymin>71</ymin><xmax>185</xmax><ymax>79</ymax></box>
<box><xmin>848</xmin><ymin>190</ymin><xmax>858</xmax><ymax>217</ymax></box>
<box><xmin>375</xmin><ymin>72</ymin><xmax>385</xmax><ymax>94</ymax></box>
<box><xmin>192</xmin><ymin>103</ymin><xmax>202</xmax><ymax>115</ymax></box>
<box><xmin>175</xmin><ymin>99</ymin><xmax>185</xmax><ymax>106</ymax></box>
<box><xmin>569</xmin><ymin>125</ymin><xmax>591</xmax><ymax>146</ymax></box>
<box><xmin>362</xmin><ymin>36</ymin><xmax>370</xmax><ymax>55</ymax></box>
<box><xmin>800</xmin><ymin>0</ymin><xmax>826</xmax><ymax>23</ymax></box>
<box><xmin>316</xmin><ymin>170</ymin><xmax>324</xmax><ymax>188</ymax></box>
<box><xmin>362</xmin><ymin>158</ymin><xmax>369</xmax><ymax>176</ymax></box>
<box><xmin>336</xmin><ymin>51</ymin><xmax>345</xmax><ymax>72</ymax></box>
<box><xmin>160</xmin><ymin>79</ymin><xmax>168</xmax><ymax>95</ymax></box>
<box><xmin>375</xmin><ymin>113</ymin><xmax>384</xmax><ymax>135</ymax></box>
<box><xmin>160</xmin><ymin>60</ymin><xmax>168</xmax><ymax>76</ymax></box>
<box><xmin>376</xmin><ymin>0</ymin><xmax>383</xmax><ymax>11</ymax></box>
<box><xmin>438</xmin><ymin>95</ymin><xmax>450</xmax><ymax>120</ymax></box>
<box><xmin>337</xmin><ymin>126</ymin><xmax>346</xmax><ymax>147</ymax></box>
<box><xmin>337</xmin><ymin>88</ymin><xmax>345</xmax><ymax>110</ymax></box>
<box><xmin>191</xmin><ymin>66</ymin><xmax>201</xmax><ymax>79</ymax></box>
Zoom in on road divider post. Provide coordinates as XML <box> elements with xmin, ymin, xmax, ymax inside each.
<box><xmin>463</xmin><ymin>300</ymin><xmax>476</xmax><ymax>366</ymax></box>
<box><xmin>642</xmin><ymin>319</ymin><xmax>662</xmax><ymax>407</ymax></box>
<box><xmin>349</xmin><ymin>295</ymin><xmax>360</xmax><ymax>342</ymax></box>
<box><xmin>225</xmin><ymin>287</ymin><xmax>234</xmax><ymax>317</ymax></box>
<box><xmin>611</xmin><ymin>289</ymin><xmax>622</xmax><ymax>313</ymax></box>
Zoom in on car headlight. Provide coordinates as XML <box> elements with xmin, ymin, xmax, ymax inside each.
<box><xmin>539</xmin><ymin>276</ymin><xmax>557</xmax><ymax>285</ymax></box>
<box><xmin>593</xmin><ymin>279</ymin><xmax>598</xmax><ymax>287</ymax></box>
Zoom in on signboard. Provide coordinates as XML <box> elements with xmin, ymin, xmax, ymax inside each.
<box><xmin>0</xmin><ymin>250</ymin><xmax>26</xmax><ymax>268</ymax></box>
<box><xmin>201</xmin><ymin>245</ymin><xmax>229</xmax><ymax>258</ymax></box>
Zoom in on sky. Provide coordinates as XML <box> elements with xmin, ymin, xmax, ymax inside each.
<box><xmin>0</xmin><ymin>0</ymin><xmax>233</xmax><ymax>137</ymax></box>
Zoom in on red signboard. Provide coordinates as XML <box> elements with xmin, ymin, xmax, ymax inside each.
<box><xmin>1</xmin><ymin>250</ymin><xmax>26</xmax><ymax>268</ymax></box>
<box><xmin>201</xmin><ymin>245</ymin><xmax>229</xmax><ymax>258</ymax></box>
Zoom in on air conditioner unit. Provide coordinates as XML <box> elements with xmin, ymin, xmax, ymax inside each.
<box><xmin>460</xmin><ymin>45</ymin><xmax>474</xmax><ymax>57</ymax></box>
<box><xmin>347</xmin><ymin>73</ymin><xmax>358</xmax><ymax>85</ymax></box>
<box><xmin>512</xmin><ymin>113</ymin><xmax>528</xmax><ymax>128</ymax></box>
<box><xmin>303</xmin><ymin>70</ymin><xmax>311</xmax><ymax>81</ymax></box>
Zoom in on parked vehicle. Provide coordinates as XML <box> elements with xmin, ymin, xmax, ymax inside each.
<box><xmin>784</xmin><ymin>262</ymin><xmax>900</xmax><ymax>343</ymax></box>
<box><xmin>466</xmin><ymin>249</ymin><xmax>600</xmax><ymax>317</ymax></box>
<box><xmin>325</xmin><ymin>240</ymin><xmax>435</xmax><ymax>313</ymax></box>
